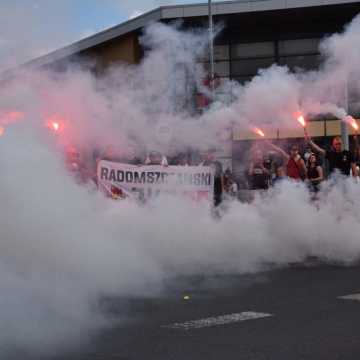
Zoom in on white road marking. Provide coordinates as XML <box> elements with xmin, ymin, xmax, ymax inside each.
<box><xmin>338</xmin><ymin>293</ymin><xmax>360</xmax><ymax>301</ymax></box>
<box><xmin>164</xmin><ymin>311</ymin><xmax>273</xmax><ymax>330</ymax></box>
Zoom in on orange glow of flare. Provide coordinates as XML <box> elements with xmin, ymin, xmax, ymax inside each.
<box><xmin>7</xmin><ymin>111</ymin><xmax>24</xmax><ymax>121</ymax></box>
<box><xmin>46</xmin><ymin>114</ymin><xmax>65</xmax><ymax>133</ymax></box>
<box><xmin>253</xmin><ymin>127</ymin><xmax>265</xmax><ymax>137</ymax></box>
<box><xmin>296</xmin><ymin>114</ymin><xmax>306</xmax><ymax>128</ymax></box>
<box><xmin>0</xmin><ymin>110</ymin><xmax>24</xmax><ymax>125</ymax></box>
<box><xmin>0</xmin><ymin>126</ymin><xmax>5</xmax><ymax>136</ymax></box>
<box><xmin>52</xmin><ymin>122</ymin><xmax>60</xmax><ymax>131</ymax></box>
<box><xmin>347</xmin><ymin>116</ymin><xmax>359</xmax><ymax>131</ymax></box>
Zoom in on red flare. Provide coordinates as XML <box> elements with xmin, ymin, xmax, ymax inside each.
<box><xmin>346</xmin><ymin>116</ymin><xmax>359</xmax><ymax>131</ymax></box>
<box><xmin>296</xmin><ymin>113</ymin><xmax>306</xmax><ymax>128</ymax></box>
<box><xmin>253</xmin><ymin>127</ymin><xmax>265</xmax><ymax>138</ymax></box>
<box><xmin>0</xmin><ymin>126</ymin><xmax>5</xmax><ymax>136</ymax></box>
<box><xmin>52</xmin><ymin>122</ymin><xmax>60</xmax><ymax>131</ymax></box>
<box><xmin>46</xmin><ymin>114</ymin><xmax>65</xmax><ymax>133</ymax></box>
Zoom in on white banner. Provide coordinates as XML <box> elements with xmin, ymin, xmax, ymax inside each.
<box><xmin>97</xmin><ymin>160</ymin><xmax>214</xmax><ymax>202</ymax></box>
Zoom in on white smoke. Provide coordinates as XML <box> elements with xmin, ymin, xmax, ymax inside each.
<box><xmin>1</xmin><ymin>12</ymin><xmax>360</xmax><ymax>357</ymax></box>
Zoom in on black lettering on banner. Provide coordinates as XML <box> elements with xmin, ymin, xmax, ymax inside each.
<box><xmin>202</xmin><ymin>173</ymin><xmax>211</xmax><ymax>186</ymax></box>
<box><xmin>155</xmin><ymin>172</ymin><xmax>161</xmax><ymax>183</ymax></box>
<box><xmin>125</xmin><ymin>171</ymin><xmax>134</xmax><ymax>183</ymax></box>
<box><xmin>101</xmin><ymin>167</ymin><xmax>109</xmax><ymax>180</ymax></box>
<box><xmin>109</xmin><ymin>169</ymin><xmax>116</xmax><ymax>182</ymax></box>
<box><xmin>194</xmin><ymin>173</ymin><xmax>201</xmax><ymax>186</ymax></box>
<box><xmin>147</xmin><ymin>172</ymin><xmax>155</xmax><ymax>184</ymax></box>
<box><xmin>117</xmin><ymin>170</ymin><xmax>124</xmax><ymax>182</ymax></box>
<box><xmin>134</xmin><ymin>172</ymin><xmax>146</xmax><ymax>184</ymax></box>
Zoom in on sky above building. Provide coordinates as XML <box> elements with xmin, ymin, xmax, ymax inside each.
<box><xmin>0</xmin><ymin>0</ymin><xmax>222</xmax><ymax>70</ymax></box>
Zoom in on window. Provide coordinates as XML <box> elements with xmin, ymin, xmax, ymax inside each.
<box><xmin>278</xmin><ymin>38</ymin><xmax>320</xmax><ymax>56</ymax></box>
<box><xmin>231</xmin><ymin>42</ymin><xmax>275</xmax><ymax>59</ymax></box>
<box><xmin>200</xmin><ymin>45</ymin><xmax>230</xmax><ymax>61</ymax></box>
<box><xmin>214</xmin><ymin>45</ymin><xmax>230</xmax><ymax>61</ymax></box>
<box><xmin>279</xmin><ymin>55</ymin><xmax>321</xmax><ymax>71</ymax></box>
<box><xmin>232</xmin><ymin>58</ymin><xmax>275</xmax><ymax>76</ymax></box>
<box><xmin>202</xmin><ymin>61</ymin><xmax>230</xmax><ymax>77</ymax></box>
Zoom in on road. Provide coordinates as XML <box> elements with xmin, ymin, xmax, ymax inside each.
<box><xmin>20</xmin><ymin>264</ymin><xmax>360</xmax><ymax>359</ymax></box>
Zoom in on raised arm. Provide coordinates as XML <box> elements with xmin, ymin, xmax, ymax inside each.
<box><xmin>308</xmin><ymin>139</ymin><xmax>326</xmax><ymax>156</ymax></box>
<box><xmin>265</xmin><ymin>141</ymin><xmax>289</xmax><ymax>160</ymax></box>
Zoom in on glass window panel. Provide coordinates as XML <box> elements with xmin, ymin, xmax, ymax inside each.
<box><xmin>203</xmin><ymin>61</ymin><xmax>230</xmax><ymax>77</ymax></box>
<box><xmin>278</xmin><ymin>38</ymin><xmax>320</xmax><ymax>56</ymax></box>
<box><xmin>234</xmin><ymin>76</ymin><xmax>254</xmax><ymax>85</ymax></box>
<box><xmin>214</xmin><ymin>45</ymin><xmax>230</xmax><ymax>60</ymax></box>
<box><xmin>232</xmin><ymin>58</ymin><xmax>275</xmax><ymax>76</ymax></box>
<box><xmin>199</xmin><ymin>45</ymin><xmax>230</xmax><ymax>61</ymax></box>
<box><xmin>279</xmin><ymin>55</ymin><xmax>321</xmax><ymax>71</ymax></box>
<box><xmin>231</xmin><ymin>42</ymin><xmax>275</xmax><ymax>59</ymax></box>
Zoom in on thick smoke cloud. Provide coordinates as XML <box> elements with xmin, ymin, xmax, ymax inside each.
<box><xmin>1</xmin><ymin>12</ymin><xmax>360</xmax><ymax>357</ymax></box>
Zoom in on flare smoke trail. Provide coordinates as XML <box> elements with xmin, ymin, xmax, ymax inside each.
<box><xmin>1</xmin><ymin>11</ymin><xmax>360</xmax><ymax>357</ymax></box>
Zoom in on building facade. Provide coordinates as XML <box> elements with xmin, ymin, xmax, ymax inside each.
<box><xmin>21</xmin><ymin>0</ymin><xmax>360</xmax><ymax>173</ymax></box>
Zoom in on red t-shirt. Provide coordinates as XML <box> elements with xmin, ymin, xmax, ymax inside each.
<box><xmin>286</xmin><ymin>157</ymin><xmax>303</xmax><ymax>180</ymax></box>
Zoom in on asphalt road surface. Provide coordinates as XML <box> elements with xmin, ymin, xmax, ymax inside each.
<box><xmin>16</xmin><ymin>264</ymin><xmax>360</xmax><ymax>360</ymax></box>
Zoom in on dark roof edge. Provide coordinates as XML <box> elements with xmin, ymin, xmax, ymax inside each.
<box><xmin>16</xmin><ymin>0</ymin><xmax>360</xmax><ymax>70</ymax></box>
<box><xmin>23</xmin><ymin>8</ymin><xmax>162</xmax><ymax>69</ymax></box>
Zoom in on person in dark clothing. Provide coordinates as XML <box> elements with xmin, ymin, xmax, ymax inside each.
<box><xmin>145</xmin><ymin>151</ymin><xmax>168</xmax><ymax>166</ymax></box>
<box><xmin>306</xmin><ymin>153</ymin><xmax>324</xmax><ymax>192</ymax></box>
<box><xmin>355</xmin><ymin>147</ymin><xmax>360</xmax><ymax>177</ymax></box>
<box><xmin>307</xmin><ymin>136</ymin><xmax>356</xmax><ymax>177</ymax></box>
<box><xmin>174</xmin><ymin>153</ymin><xmax>189</xmax><ymax>166</ymax></box>
<box><xmin>248</xmin><ymin>149</ymin><xmax>270</xmax><ymax>190</ymax></box>
<box><xmin>354</xmin><ymin>135</ymin><xmax>360</xmax><ymax>177</ymax></box>
<box><xmin>200</xmin><ymin>152</ymin><xmax>223</xmax><ymax>206</ymax></box>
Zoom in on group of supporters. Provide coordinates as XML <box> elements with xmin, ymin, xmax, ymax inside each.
<box><xmin>64</xmin><ymin>144</ymin><xmax>237</xmax><ymax>205</ymax></box>
<box><xmin>64</xmin><ymin>133</ymin><xmax>360</xmax><ymax>206</ymax></box>
<box><xmin>247</xmin><ymin>135</ymin><xmax>360</xmax><ymax>192</ymax></box>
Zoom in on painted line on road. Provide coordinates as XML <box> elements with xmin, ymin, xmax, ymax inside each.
<box><xmin>338</xmin><ymin>293</ymin><xmax>360</xmax><ymax>301</ymax></box>
<box><xmin>164</xmin><ymin>311</ymin><xmax>273</xmax><ymax>330</ymax></box>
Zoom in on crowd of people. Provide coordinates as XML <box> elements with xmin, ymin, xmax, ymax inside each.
<box><xmin>247</xmin><ymin>135</ymin><xmax>360</xmax><ymax>193</ymax></box>
<box><xmin>63</xmin><ymin>133</ymin><xmax>360</xmax><ymax>206</ymax></box>
<box><xmin>64</xmin><ymin>144</ymin><xmax>238</xmax><ymax>204</ymax></box>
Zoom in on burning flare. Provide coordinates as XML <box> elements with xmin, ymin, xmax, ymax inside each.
<box><xmin>345</xmin><ymin>115</ymin><xmax>359</xmax><ymax>131</ymax></box>
<box><xmin>253</xmin><ymin>127</ymin><xmax>265</xmax><ymax>138</ymax></box>
<box><xmin>46</xmin><ymin>114</ymin><xmax>65</xmax><ymax>133</ymax></box>
<box><xmin>52</xmin><ymin>122</ymin><xmax>60</xmax><ymax>132</ymax></box>
<box><xmin>296</xmin><ymin>113</ymin><xmax>306</xmax><ymax>128</ymax></box>
<box><xmin>0</xmin><ymin>126</ymin><xmax>5</xmax><ymax>136</ymax></box>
